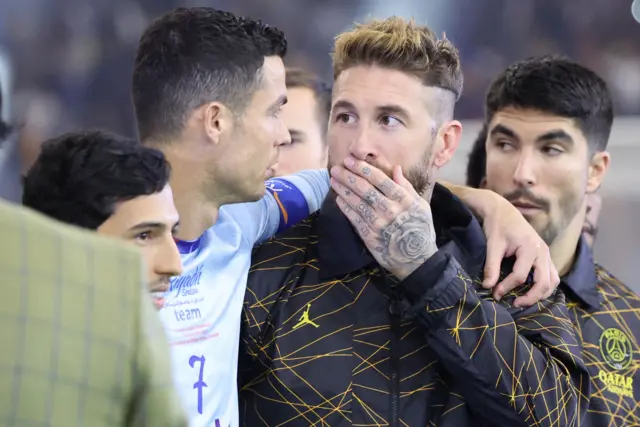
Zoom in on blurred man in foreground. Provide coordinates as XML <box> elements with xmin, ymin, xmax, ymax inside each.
<box><xmin>274</xmin><ymin>67</ymin><xmax>331</xmax><ymax>176</ymax></box>
<box><xmin>22</xmin><ymin>130</ymin><xmax>183</xmax><ymax>306</ymax></box>
<box><xmin>0</xmin><ymin>200</ymin><xmax>186</xmax><ymax>427</ymax></box>
<box><xmin>471</xmin><ymin>55</ymin><xmax>640</xmax><ymax>425</ymax></box>
<box><xmin>239</xmin><ymin>18</ymin><xmax>588</xmax><ymax>427</ymax></box>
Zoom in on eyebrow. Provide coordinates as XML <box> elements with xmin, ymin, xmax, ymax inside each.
<box><xmin>490</xmin><ymin>124</ymin><xmax>574</xmax><ymax>145</ymax></box>
<box><xmin>332</xmin><ymin>100</ymin><xmax>411</xmax><ymax>120</ymax></box>
<box><xmin>128</xmin><ymin>222</ymin><xmax>167</xmax><ymax>232</ymax></box>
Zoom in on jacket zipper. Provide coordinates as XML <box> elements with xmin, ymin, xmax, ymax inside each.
<box><xmin>389</xmin><ymin>287</ymin><xmax>401</xmax><ymax>427</ymax></box>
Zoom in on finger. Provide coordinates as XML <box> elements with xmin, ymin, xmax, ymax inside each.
<box><xmin>330</xmin><ymin>165</ymin><xmax>377</xmax><ymax>200</ymax></box>
<box><xmin>482</xmin><ymin>240</ymin><xmax>507</xmax><ymax>289</ymax></box>
<box><xmin>492</xmin><ymin>249</ymin><xmax>533</xmax><ymax>301</ymax></box>
<box><xmin>335</xmin><ymin>195</ymin><xmax>371</xmax><ymax>237</ymax></box>
<box><xmin>515</xmin><ymin>254</ymin><xmax>557</xmax><ymax>306</ymax></box>
<box><xmin>392</xmin><ymin>165</ymin><xmax>416</xmax><ymax>194</ymax></box>
<box><xmin>513</xmin><ymin>283</ymin><xmax>546</xmax><ymax>307</ymax></box>
<box><xmin>330</xmin><ymin>178</ymin><xmax>380</xmax><ymax>226</ymax></box>
<box><xmin>330</xmin><ymin>170</ymin><xmax>394</xmax><ymax>218</ymax></box>
<box><xmin>342</xmin><ymin>156</ymin><xmax>408</xmax><ymax>202</ymax></box>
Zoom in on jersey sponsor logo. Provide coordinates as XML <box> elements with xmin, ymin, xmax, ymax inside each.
<box><xmin>170</xmin><ymin>265</ymin><xmax>204</xmax><ymax>297</ymax></box>
<box><xmin>598</xmin><ymin>328</ymin><xmax>635</xmax><ymax>398</ymax></box>
<box><xmin>265</xmin><ymin>178</ymin><xmax>309</xmax><ymax>232</ymax></box>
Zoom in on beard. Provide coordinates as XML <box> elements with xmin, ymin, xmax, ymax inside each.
<box><xmin>501</xmin><ymin>187</ymin><xmax>583</xmax><ymax>245</ymax></box>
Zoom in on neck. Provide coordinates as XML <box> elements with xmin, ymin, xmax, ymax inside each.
<box><xmin>160</xmin><ymin>143</ymin><xmax>221</xmax><ymax>241</ymax></box>
<box><xmin>549</xmin><ymin>209</ymin><xmax>585</xmax><ymax>277</ymax></box>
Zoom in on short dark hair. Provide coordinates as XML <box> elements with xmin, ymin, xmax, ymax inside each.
<box><xmin>132</xmin><ymin>7</ymin><xmax>287</xmax><ymax>143</ymax></box>
<box><xmin>23</xmin><ymin>130</ymin><xmax>171</xmax><ymax>230</ymax></box>
<box><xmin>285</xmin><ymin>67</ymin><xmax>332</xmax><ymax>137</ymax></box>
<box><xmin>466</xmin><ymin>125</ymin><xmax>488</xmax><ymax>188</ymax></box>
<box><xmin>485</xmin><ymin>55</ymin><xmax>613</xmax><ymax>151</ymax></box>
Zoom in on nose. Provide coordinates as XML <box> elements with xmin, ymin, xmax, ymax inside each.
<box><xmin>274</xmin><ymin>120</ymin><xmax>291</xmax><ymax>148</ymax></box>
<box><xmin>349</xmin><ymin>127</ymin><xmax>378</xmax><ymax>162</ymax></box>
<box><xmin>157</xmin><ymin>237</ymin><xmax>184</xmax><ymax>278</ymax></box>
<box><xmin>512</xmin><ymin>150</ymin><xmax>537</xmax><ymax>188</ymax></box>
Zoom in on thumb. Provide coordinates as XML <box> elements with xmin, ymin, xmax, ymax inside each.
<box><xmin>392</xmin><ymin>165</ymin><xmax>414</xmax><ymax>193</ymax></box>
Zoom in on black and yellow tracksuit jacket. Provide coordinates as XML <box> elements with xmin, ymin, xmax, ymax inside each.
<box><xmin>561</xmin><ymin>237</ymin><xmax>640</xmax><ymax>426</ymax></box>
<box><xmin>239</xmin><ymin>184</ymin><xmax>589</xmax><ymax>427</ymax></box>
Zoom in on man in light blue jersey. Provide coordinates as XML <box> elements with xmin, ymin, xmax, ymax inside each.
<box><xmin>131</xmin><ymin>8</ymin><xmax>561</xmax><ymax>427</ymax></box>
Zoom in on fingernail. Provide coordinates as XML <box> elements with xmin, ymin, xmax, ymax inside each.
<box><xmin>330</xmin><ymin>166</ymin><xmax>340</xmax><ymax>176</ymax></box>
<box><xmin>344</xmin><ymin>157</ymin><xmax>354</xmax><ymax>167</ymax></box>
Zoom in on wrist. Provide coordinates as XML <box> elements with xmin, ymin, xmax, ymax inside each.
<box><xmin>460</xmin><ymin>187</ymin><xmax>499</xmax><ymax>219</ymax></box>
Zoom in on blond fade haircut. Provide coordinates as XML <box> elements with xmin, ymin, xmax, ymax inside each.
<box><xmin>332</xmin><ymin>17</ymin><xmax>463</xmax><ymax>102</ymax></box>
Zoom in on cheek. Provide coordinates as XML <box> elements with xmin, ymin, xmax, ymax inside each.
<box><xmin>327</xmin><ymin>126</ymin><xmax>350</xmax><ymax>159</ymax></box>
<box><xmin>484</xmin><ymin>157</ymin><xmax>513</xmax><ymax>191</ymax></box>
<box><xmin>142</xmin><ymin>249</ymin><xmax>158</xmax><ymax>277</ymax></box>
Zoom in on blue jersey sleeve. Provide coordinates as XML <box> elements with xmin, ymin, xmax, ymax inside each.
<box><xmin>222</xmin><ymin>169</ymin><xmax>329</xmax><ymax>245</ymax></box>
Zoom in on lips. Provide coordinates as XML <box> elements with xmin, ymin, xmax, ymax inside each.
<box><xmin>511</xmin><ymin>200</ymin><xmax>542</xmax><ymax>210</ymax></box>
<box><xmin>150</xmin><ymin>283</ymin><xmax>169</xmax><ymax>310</ymax></box>
<box><xmin>510</xmin><ymin>200</ymin><xmax>544</xmax><ymax>216</ymax></box>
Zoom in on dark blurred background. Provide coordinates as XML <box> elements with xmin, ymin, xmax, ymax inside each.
<box><xmin>0</xmin><ymin>0</ymin><xmax>639</xmax><ymax>286</ymax></box>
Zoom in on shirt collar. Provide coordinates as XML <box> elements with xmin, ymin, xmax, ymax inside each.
<box><xmin>317</xmin><ymin>183</ymin><xmax>487</xmax><ymax>280</ymax></box>
<box><xmin>560</xmin><ymin>235</ymin><xmax>601</xmax><ymax>309</ymax></box>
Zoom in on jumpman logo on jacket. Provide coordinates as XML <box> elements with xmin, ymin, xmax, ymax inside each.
<box><xmin>293</xmin><ymin>303</ymin><xmax>320</xmax><ymax>330</ymax></box>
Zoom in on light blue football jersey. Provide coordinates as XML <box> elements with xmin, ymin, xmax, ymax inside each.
<box><xmin>157</xmin><ymin>169</ymin><xmax>329</xmax><ymax>427</ymax></box>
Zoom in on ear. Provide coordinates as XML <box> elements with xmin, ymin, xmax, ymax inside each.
<box><xmin>432</xmin><ymin>120</ymin><xmax>462</xmax><ymax>168</ymax></box>
<box><xmin>479</xmin><ymin>177</ymin><xmax>487</xmax><ymax>189</ymax></box>
<box><xmin>587</xmin><ymin>151</ymin><xmax>610</xmax><ymax>193</ymax></box>
<box><xmin>202</xmin><ymin>102</ymin><xmax>233</xmax><ymax>145</ymax></box>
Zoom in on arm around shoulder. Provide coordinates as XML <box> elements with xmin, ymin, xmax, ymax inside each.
<box><xmin>395</xmin><ymin>251</ymin><xmax>590</xmax><ymax>427</ymax></box>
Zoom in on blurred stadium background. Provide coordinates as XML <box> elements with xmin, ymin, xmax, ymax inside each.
<box><xmin>0</xmin><ymin>0</ymin><xmax>638</xmax><ymax>287</ymax></box>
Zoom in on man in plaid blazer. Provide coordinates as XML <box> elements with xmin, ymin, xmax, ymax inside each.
<box><xmin>0</xmin><ymin>200</ymin><xmax>187</xmax><ymax>427</ymax></box>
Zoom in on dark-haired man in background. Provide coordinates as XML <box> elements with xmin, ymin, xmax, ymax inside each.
<box><xmin>466</xmin><ymin>124</ymin><xmax>603</xmax><ymax>247</ymax></box>
<box><xmin>23</xmin><ymin>130</ymin><xmax>183</xmax><ymax>307</ymax></box>
<box><xmin>468</xmin><ymin>55</ymin><xmax>640</xmax><ymax>425</ymax></box>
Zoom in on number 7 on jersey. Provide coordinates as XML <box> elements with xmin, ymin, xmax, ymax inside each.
<box><xmin>189</xmin><ymin>355</ymin><xmax>208</xmax><ymax>414</ymax></box>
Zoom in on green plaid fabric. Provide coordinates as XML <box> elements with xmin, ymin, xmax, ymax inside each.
<box><xmin>0</xmin><ymin>200</ymin><xmax>187</xmax><ymax>427</ymax></box>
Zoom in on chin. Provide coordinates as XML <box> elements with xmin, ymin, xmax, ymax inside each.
<box><xmin>246</xmin><ymin>184</ymin><xmax>266</xmax><ymax>202</ymax></box>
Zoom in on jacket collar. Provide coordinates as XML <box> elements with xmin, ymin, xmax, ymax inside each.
<box><xmin>560</xmin><ymin>236</ymin><xmax>601</xmax><ymax>309</ymax></box>
<box><xmin>317</xmin><ymin>183</ymin><xmax>487</xmax><ymax>280</ymax></box>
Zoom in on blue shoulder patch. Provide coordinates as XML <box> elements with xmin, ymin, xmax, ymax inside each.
<box><xmin>265</xmin><ymin>178</ymin><xmax>309</xmax><ymax>233</ymax></box>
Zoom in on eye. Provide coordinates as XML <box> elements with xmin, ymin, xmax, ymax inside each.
<box><xmin>380</xmin><ymin>115</ymin><xmax>401</xmax><ymax>127</ymax></box>
<box><xmin>496</xmin><ymin>140</ymin><xmax>515</xmax><ymax>151</ymax></box>
<box><xmin>135</xmin><ymin>231</ymin><xmax>153</xmax><ymax>243</ymax></box>
<box><xmin>542</xmin><ymin>146</ymin><xmax>563</xmax><ymax>156</ymax></box>
<box><xmin>335</xmin><ymin>113</ymin><xmax>355</xmax><ymax>124</ymax></box>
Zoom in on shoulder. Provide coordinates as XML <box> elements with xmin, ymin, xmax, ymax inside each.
<box><xmin>595</xmin><ymin>263</ymin><xmax>640</xmax><ymax>305</ymax></box>
<box><xmin>0</xmin><ymin>201</ymin><xmax>143</xmax><ymax>299</ymax></box>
